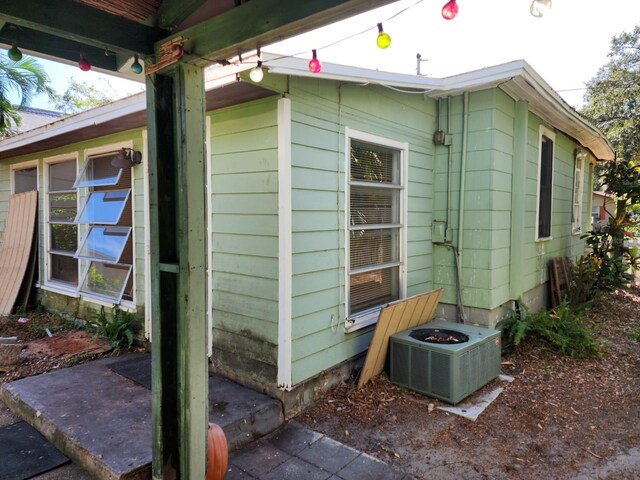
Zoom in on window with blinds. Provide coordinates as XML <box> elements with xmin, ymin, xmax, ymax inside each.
<box><xmin>348</xmin><ymin>139</ymin><xmax>403</xmax><ymax>317</ymax></box>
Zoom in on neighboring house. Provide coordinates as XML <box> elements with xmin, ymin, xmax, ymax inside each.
<box><xmin>14</xmin><ymin>107</ymin><xmax>63</xmax><ymax>133</ymax></box>
<box><xmin>0</xmin><ymin>55</ymin><xmax>614</xmax><ymax>413</ymax></box>
<box><xmin>591</xmin><ymin>190</ymin><xmax>616</xmax><ymax>229</ymax></box>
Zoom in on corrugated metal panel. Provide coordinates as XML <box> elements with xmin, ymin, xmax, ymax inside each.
<box><xmin>0</xmin><ymin>191</ymin><xmax>38</xmax><ymax>315</ymax></box>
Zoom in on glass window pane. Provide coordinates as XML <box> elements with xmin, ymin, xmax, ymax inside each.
<box><xmin>351</xmin><ymin>141</ymin><xmax>399</xmax><ymax>184</ymax></box>
<box><xmin>74</xmin><ymin>152</ymin><xmax>123</xmax><ymax>188</ymax></box>
<box><xmin>76</xmin><ymin>190</ymin><xmax>130</xmax><ymax>225</ymax></box>
<box><xmin>50</xmin><ymin>224</ymin><xmax>77</xmax><ymax>252</ymax></box>
<box><xmin>350</xmin><ymin>267</ymin><xmax>399</xmax><ymax>315</ymax></box>
<box><xmin>350</xmin><ymin>187</ymin><xmax>399</xmax><ymax>226</ymax></box>
<box><xmin>76</xmin><ymin>226</ymin><xmax>131</xmax><ymax>263</ymax></box>
<box><xmin>14</xmin><ymin>167</ymin><xmax>37</xmax><ymax>193</ymax></box>
<box><xmin>80</xmin><ymin>262</ymin><xmax>132</xmax><ymax>301</ymax></box>
<box><xmin>350</xmin><ymin>228</ymin><xmax>399</xmax><ymax>270</ymax></box>
<box><xmin>50</xmin><ymin>254</ymin><xmax>78</xmax><ymax>284</ymax></box>
<box><xmin>49</xmin><ymin>193</ymin><xmax>77</xmax><ymax>221</ymax></box>
<box><xmin>49</xmin><ymin>161</ymin><xmax>76</xmax><ymax>192</ymax></box>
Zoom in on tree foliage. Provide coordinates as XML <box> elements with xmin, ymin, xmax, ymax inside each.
<box><xmin>580</xmin><ymin>25</ymin><xmax>640</xmax><ymax>289</ymax></box>
<box><xmin>52</xmin><ymin>78</ymin><xmax>114</xmax><ymax>115</ymax></box>
<box><xmin>0</xmin><ymin>55</ymin><xmax>53</xmax><ymax>136</ymax></box>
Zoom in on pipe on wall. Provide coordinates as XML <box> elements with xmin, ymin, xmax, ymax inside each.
<box><xmin>455</xmin><ymin>92</ymin><xmax>470</xmax><ymax>323</ymax></box>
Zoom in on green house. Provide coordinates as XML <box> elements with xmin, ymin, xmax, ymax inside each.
<box><xmin>0</xmin><ymin>55</ymin><xmax>613</xmax><ymax>413</ymax></box>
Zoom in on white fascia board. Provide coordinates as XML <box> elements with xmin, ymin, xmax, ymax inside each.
<box><xmin>0</xmin><ymin>93</ymin><xmax>146</xmax><ymax>154</ymax></box>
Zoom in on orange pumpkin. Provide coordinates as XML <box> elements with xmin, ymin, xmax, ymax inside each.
<box><xmin>206</xmin><ymin>422</ymin><xmax>228</xmax><ymax>480</ymax></box>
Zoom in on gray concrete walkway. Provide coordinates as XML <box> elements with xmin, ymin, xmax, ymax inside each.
<box><xmin>0</xmin><ymin>354</ymin><xmax>412</xmax><ymax>479</ymax></box>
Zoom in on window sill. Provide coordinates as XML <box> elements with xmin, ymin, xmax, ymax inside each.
<box><xmin>80</xmin><ymin>294</ymin><xmax>137</xmax><ymax>313</ymax></box>
<box><xmin>535</xmin><ymin>236</ymin><xmax>552</xmax><ymax>243</ymax></box>
<box><xmin>344</xmin><ymin>307</ymin><xmax>381</xmax><ymax>333</ymax></box>
<box><xmin>40</xmin><ymin>283</ymin><xmax>80</xmax><ymax>298</ymax></box>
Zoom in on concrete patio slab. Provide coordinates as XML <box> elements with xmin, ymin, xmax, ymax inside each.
<box><xmin>0</xmin><ymin>353</ymin><xmax>283</xmax><ymax>480</ymax></box>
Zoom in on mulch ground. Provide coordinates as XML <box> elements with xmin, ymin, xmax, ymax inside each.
<box><xmin>298</xmin><ymin>288</ymin><xmax>640</xmax><ymax>480</ymax></box>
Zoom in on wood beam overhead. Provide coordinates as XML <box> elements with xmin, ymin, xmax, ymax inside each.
<box><xmin>157</xmin><ymin>0</ymin><xmax>210</xmax><ymax>30</ymax></box>
<box><xmin>156</xmin><ymin>0</ymin><xmax>397</xmax><ymax>66</ymax></box>
<box><xmin>0</xmin><ymin>0</ymin><xmax>165</xmax><ymax>56</ymax></box>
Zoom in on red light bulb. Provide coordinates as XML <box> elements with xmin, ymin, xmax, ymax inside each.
<box><xmin>308</xmin><ymin>49</ymin><xmax>321</xmax><ymax>74</ymax></box>
<box><xmin>171</xmin><ymin>44</ymin><xmax>184</xmax><ymax>59</ymax></box>
<box><xmin>441</xmin><ymin>0</ymin><xmax>458</xmax><ymax>20</ymax></box>
<box><xmin>78</xmin><ymin>56</ymin><xmax>91</xmax><ymax>72</ymax></box>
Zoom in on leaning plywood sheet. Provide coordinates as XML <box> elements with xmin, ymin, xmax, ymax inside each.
<box><xmin>0</xmin><ymin>191</ymin><xmax>38</xmax><ymax>315</ymax></box>
<box><xmin>357</xmin><ymin>288</ymin><xmax>442</xmax><ymax>389</ymax></box>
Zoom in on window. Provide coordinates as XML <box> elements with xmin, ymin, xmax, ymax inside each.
<box><xmin>346</xmin><ymin>130</ymin><xmax>406</xmax><ymax>331</ymax></box>
<box><xmin>74</xmin><ymin>150</ymin><xmax>133</xmax><ymax>303</ymax></box>
<box><xmin>536</xmin><ymin>127</ymin><xmax>555</xmax><ymax>240</ymax></box>
<box><xmin>572</xmin><ymin>151</ymin><xmax>585</xmax><ymax>233</ymax></box>
<box><xmin>12</xmin><ymin>163</ymin><xmax>38</xmax><ymax>193</ymax></box>
<box><xmin>46</xmin><ymin>159</ymin><xmax>78</xmax><ymax>285</ymax></box>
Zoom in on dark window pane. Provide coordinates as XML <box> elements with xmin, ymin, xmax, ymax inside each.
<box><xmin>350</xmin><ymin>228</ymin><xmax>399</xmax><ymax>270</ymax></box>
<box><xmin>14</xmin><ymin>167</ymin><xmax>37</xmax><ymax>193</ymax></box>
<box><xmin>350</xmin><ymin>187</ymin><xmax>399</xmax><ymax>225</ymax></box>
<box><xmin>49</xmin><ymin>193</ymin><xmax>77</xmax><ymax>221</ymax></box>
<box><xmin>538</xmin><ymin>136</ymin><xmax>553</xmax><ymax>238</ymax></box>
<box><xmin>50</xmin><ymin>254</ymin><xmax>78</xmax><ymax>284</ymax></box>
<box><xmin>49</xmin><ymin>161</ymin><xmax>76</xmax><ymax>191</ymax></box>
<box><xmin>350</xmin><ymin>267</ymin><xmax>399</xmax><ymax>314</ymax></box>
<box><xmin>50</xmin><ymin>224</ymin><xmax>77</xmax><ymax>252</ymax></box>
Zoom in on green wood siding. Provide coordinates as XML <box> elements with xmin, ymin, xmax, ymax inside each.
<box><xmin>209</xmin><ymin>97</ymin><xmax>280</xmax><ymax>385</ymax></box>
<box><xmin>286</xmin><ymin>77</ymin><xmax>437</xmax><ymax>386</ymax></box>
<box><xmin>0</xmin><ymin>130</ymin><xmax>147</xmax><ymax>320</ymax></box>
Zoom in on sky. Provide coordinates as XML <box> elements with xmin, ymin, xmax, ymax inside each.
<box><xmin>11</xmin><ymin>0</ymin><xmax>640</xmax><ymax>110</ymax></box>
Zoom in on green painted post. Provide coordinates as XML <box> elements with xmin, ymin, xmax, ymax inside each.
<box><xmin>510</xmin><ymin>101</ymin><xmax>528</xmax><ymax>299</ymax></box>
<box><xmin>146</xmin><ymin>62</ymin><xmax>208</xmax><ymax>479</ymax></box>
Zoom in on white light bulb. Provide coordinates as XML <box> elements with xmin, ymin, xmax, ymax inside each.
<box><xmin>530</xmin><ymin>0</ymin><xmax>552</xmax><ymax>17</ymax></box>
<box><xmin>249</xmin><ymin>63</ymin><xmax>264</xmax><ymax>83</ymax></box>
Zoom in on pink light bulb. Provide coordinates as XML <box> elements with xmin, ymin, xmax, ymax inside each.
<box><xmin>308</xmin><ymin>50</ymin><xmax>321</xmax><ymax>74</ymax></box>
<box><xmin>441</xmin><ymin>0</ymin><xmax>458</xmax><ymax>20</ymax></box>
<box><xmin>78</xmin><ymin>56</ymin><xmax>91</xmax><ymax>71</ymax></box>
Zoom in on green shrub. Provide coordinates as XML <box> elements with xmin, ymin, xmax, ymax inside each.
<box><xmin>89</xmin><ymin>305</ymin><xmax>137</xmax><ymax>350</ymax></box>
<box><xmin>497</xmin><ymin>300</ymin><xmax>603</xmax><ymax>359</ymax></box>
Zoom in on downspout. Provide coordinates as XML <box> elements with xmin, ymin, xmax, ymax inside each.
<box><xmin>455</xmin><ymin>92</ymin><xmax>470</xmax><ymax>323</ymax></box>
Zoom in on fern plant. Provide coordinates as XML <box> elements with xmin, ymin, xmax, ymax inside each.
<box><xmin>90</xmin><ymin>305</ymin><xmax>137</xmax><ymax>350</ymax></box>
<box><xmin>496</xmin><ymin>299</ymin><xmax>530</xmax><ymax>347</ymax></box>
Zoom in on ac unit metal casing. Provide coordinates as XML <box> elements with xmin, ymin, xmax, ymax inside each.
<box><xmin>390</xmin><ymin>320</ymin><xmax>501</xmax><ymax>405</ymax></box>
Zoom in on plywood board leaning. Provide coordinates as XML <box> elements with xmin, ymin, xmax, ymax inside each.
<box><xmin>0</xmin><ymin>191</ymin><xmax>38</xmax><ymax>315</ymax></box>
<box><xmin>357</xmin><ymin>288</ymin><xmax>443</xmax><ymax>389</ymax></box>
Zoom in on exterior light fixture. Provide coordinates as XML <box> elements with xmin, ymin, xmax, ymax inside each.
<box><xmin>249</xmin><ymin>61</ymin><xmax>264</xmax><ymax>82</ymax></box>
<box><xmin>376</xmin><ymin>23</ymin><xmax>391</xmax><ymax>49</ymax></box>
<box><xmin>131</xmin><ymin>55</ymin><xmax>143</xmax><ymax>74</ymax></box>
<box><xmin>308</xmin><ymin>50</ymin><xmax>321</xmax><ymax>74</ymax></box>
<box><xmin>441</xmin><ymin>0</ymin><xmax>458</xmax><ymax>20</ymax></box>
<box><xmin>78</xmin><ymin>54</ymin><xmax>91</xmax><ymax>71</ymax></box>
<box><xmin>530</xmin><ymin>0</ymin><xmax>552</xmax><ymax>17</ymax></box>
<box><xmin>8</xmin><ymin>41</ymin><xmax>22</xmax><ymax>61</ymax></box>
<box><xmin>111</xmin><ymin>148</ymin><xmax>142</xmax><ymax>168</ymax></box>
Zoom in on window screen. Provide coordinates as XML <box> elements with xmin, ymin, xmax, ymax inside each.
<box><xmin>74</xmin><ymin>152</ymin><xmax>123</xmax><ymax>188</ymax></box>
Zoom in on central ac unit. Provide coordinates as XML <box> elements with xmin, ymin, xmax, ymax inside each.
<box><xmin>389</xmin><ymin>320</ymin><xmax>501</xmax><ymax>405</ymax></box>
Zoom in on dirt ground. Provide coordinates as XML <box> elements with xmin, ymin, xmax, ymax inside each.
<box><xmin>298</xmin><ymin>288</ymin><xmax>640</xmax><ymax>480</ymax></box>
<box><xmin>0</xmin><ymin>312</ymin><xmax>138</xmax><ymax>383</ymax></box>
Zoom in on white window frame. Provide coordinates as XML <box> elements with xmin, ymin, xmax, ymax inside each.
<box><xmin>77</xmin><ymin>142</ymin><xmax>137</xmax><ymax>309</ymax></box>
<box><xmin>344</xmin><ymin>128</ymin><xmax>408</xmax><ymax>333</ymax></box>
<box><xmin>10</xmin><ymin>160</ymin><xmax>39</xmax><ymax>194</ymax></box>
<box><xmin>535</xmin><ymin>125</ymin><xmax>555</xmax><ymax>241</ymax></box>
<box><xmin>43</xmin><ymin>153</ymin><xmax>79</xmax><ymax>293</ymax></box>
<box><xmin>572</xmin><ymin>150</ymin><xmax>585</xmax><ymax>234</ymax></box>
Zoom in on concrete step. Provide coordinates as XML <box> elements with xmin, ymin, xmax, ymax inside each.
<box><xmin>0</xmin><ymin>353</ymin><xmax>283</xmax><ymax>480</ymax></box>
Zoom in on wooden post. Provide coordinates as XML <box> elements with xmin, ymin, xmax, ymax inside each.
<box><xmin>146</xmin><ymin>62</ymin><xmax>208</xmax><ymax>479</ymax></box>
